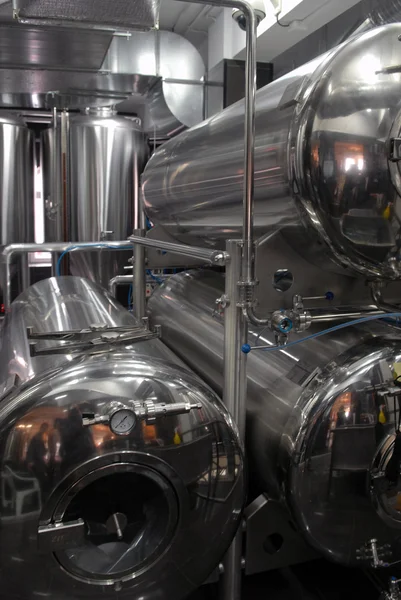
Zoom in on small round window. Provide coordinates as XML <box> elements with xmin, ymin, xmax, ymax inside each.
<box><xmin>272</xmin><ymin>269</ymin><xmax>294</xmax><ymax>293</ymax></box>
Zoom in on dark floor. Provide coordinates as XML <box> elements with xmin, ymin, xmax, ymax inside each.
<box><xmin>188</xmin><ymin>559</ymin><xmax>387</xmax><ymax>600</ymax></box>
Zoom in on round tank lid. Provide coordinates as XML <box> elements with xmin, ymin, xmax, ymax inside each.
<box><xmin>287</xmin><ymin>338</ymin><xmax>401</xmax><ymax>566</ymax></box>
<box><xmin>371</xmin><ymin>431</ymin><xmax>401</xmax><ymax>528</ymax></box>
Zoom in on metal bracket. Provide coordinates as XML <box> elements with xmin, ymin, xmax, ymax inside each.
<box><xmin>27</xmin><ymin>322</ymin><xmax>161</xmax><ymax>357</ymax></box>
<box><xmin>38</xmin><ymin>519</ymin><xmax>86</xmax><ymax>552</ymax></box>
<box><xmin>389</xmin><ymin>138</ymin><xmax>401</xmax><ymax>162</ymax></box>
<box><xmin>244</xmin><ymin>495</ymin><xmax>318</xmax><ymax>575</ymax></box>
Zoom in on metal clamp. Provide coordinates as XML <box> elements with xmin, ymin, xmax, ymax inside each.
<box><xmin>356</xmin><ymin>538</ymin><xmax>391</xmax><ymax>567</ymax></box>
<box><xmin>390</xmin><ymin>138</ymin><xmax>401</xmax><ymax>162</ymax></box>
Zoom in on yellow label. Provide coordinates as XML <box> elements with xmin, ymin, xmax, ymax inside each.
<box><xmin>394</xmin><ymin>363</ymin><xmax>401</xmax><ymax>379</ymax></box>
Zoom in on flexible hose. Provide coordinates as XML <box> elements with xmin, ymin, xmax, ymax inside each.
<box><xmin>56</xmin><ymin>244</ymin><xmax>132</xmax><ymax>277</ymax></box>
<box><xmin>128</xmin><ymin>284</ymin><xmax>133</xmax><ymax>311</ymax></box>
<box><xmin>242</xmin><ymin>312</ymin><xmax>401</xmax><ymax>353</ymax></box>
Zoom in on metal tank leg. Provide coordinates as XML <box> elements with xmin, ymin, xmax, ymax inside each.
<box><xmin>51</xmin><ymin>252</ymin><xmax>59</xmax><ymax>277</ymax></box>
<box><xmin>133</xmin><ymin>228</ymin><xmax>146</xmax><ymax>320</ymax></box>
<box><xmin>219</xmin><ymin>239</ymin><xmax>248</xmax><ymax>600</ymax></box>
<box><xmin>21</xmin><ymin>254</ymin><xmax>30</xmax><ymax>292</ymax></box>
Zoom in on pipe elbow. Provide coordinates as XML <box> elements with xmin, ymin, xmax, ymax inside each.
<box><xmin>243</xmin><ymin>306</ymin><xmax>270</xmax><ymax>327</ymax></box>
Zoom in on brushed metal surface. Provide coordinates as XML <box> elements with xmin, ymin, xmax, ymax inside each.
<box><xmin>0</xmin><ymin>275</ymin><xmax>244</xmax><ymax>599</ymax></box>
<box><xmin>143</xmin><ymin>24</ymin><xmax>401</xmax><ymax>280</ymax></box>
<box><xmin>0</xmin><ymin>111</ymin><xmax>34</xmax><ymax>246</ymax></box>
<box><xmin>148</xmin><ymin>270</ymin><xmax>401</xmax><ymax>566</ymax></box>
<box><xmin>13</xmin><ymin>0</ymin><xmax>160</xmax><ymax>30</ymax></box>
<box><xmin>0</xmin><ymin>23</ymin><xmax>112</xmax><ymax>69</ymax></box>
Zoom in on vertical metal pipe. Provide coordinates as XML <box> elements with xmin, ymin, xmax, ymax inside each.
<box><xmin>4</xmin><ymin>255</ymin><xmax>11</xmax><ymax>310</ymax></box>
<box><xmin>59</xmin><ymin>110</ymin><xmax>70</xmax><ymax>276</ymax></box>
<box><xmin>51</xmin><ymin>253</ymin><xmax>58</xmax><ymax>277</ymax></box>
<box><xmin>178</xmin><ymin>0</ymin><xmax>257</xmax><ymax>291</ymax></box>
<box><xmin>241</xmin><ymin>4</ymin><xmax>257</xmax><ymax>289</ymax></box>
<box><xmin>219</xmin><ymin>239</ymin><xmax>248</xmax><ymax>600</ymax></box>
<box><xmin>133</xmin><ymin>228</ymin><xmax>146</xmax><ymax>319</ymax></box>
<box><xmin>50</xmin><ymin>107</ymin><xmax>60</xmax><ymax>274</ymax></box>
<box><xmin>20</xmin><ymin>254</ymin><xmax>30</xmax><ymax>292</ymax></box>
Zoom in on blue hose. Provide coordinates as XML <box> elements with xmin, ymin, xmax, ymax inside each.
<box><xmin>56</xmin><ymin>244</ymin><xmax>132</xmax><ymax>277</ymax></box>
<box><xmin>242</xmin><ymin>312</ymin><xmax>401</xmax><ymax>354</ymax></box>
<box><xmin>146</xmin><ymin>269</ymin><xmax>164</xmax><ymax>284</ymax></box>
<box><xmin>128</xmin><ymin>284</ymin><xmax>133</xmax><ymax>311</ymax></box>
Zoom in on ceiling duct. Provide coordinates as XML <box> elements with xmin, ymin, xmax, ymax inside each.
<box><xmin>344</xmin><ymin>0</ymin><xmax>401</xmax><ymax>40</ymax></box>
<box><xmin>0</xmin><ymin>21</ymin><xmax>205</xmax><ymax>136</ymax></box>
<box><xmin>102</xmin><ymin>30</ymin><xmax>206</xmax><ymax>138</ymax></box>
<box><xmin>369</xmin><ymin>0</ymin><xmax>401</xmax><ymax>24</ymax></box>
<box><xmin>12</xmin><ymin>0</ymin><xmax>160</xmax><ymax>31</ymax></box>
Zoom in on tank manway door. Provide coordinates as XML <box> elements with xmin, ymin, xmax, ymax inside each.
<box><xmin>37</xmin><ymin>461</ymin><xmax>178</xmax><ymax>587</ymax></box>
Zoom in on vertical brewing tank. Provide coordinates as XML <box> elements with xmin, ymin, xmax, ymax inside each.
<box><xmin>0</xmin><ymin>112</ymin><xmax>34</xmax><ymax>245</ymax></box>
<box><xmin>0</xmin><ymin>111</ymin><xmax>34</xmax><ymax>295</ymax></box>
<box><xmin>42</xmin><ymin>109</ymin><xmax>147</xmax><ymax>285</ymax></box>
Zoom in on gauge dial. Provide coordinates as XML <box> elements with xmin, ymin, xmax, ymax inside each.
<box><xmin>110</xmin><ymin>409</ymin><xmax>136</xmax><ymax>435</ymax></box>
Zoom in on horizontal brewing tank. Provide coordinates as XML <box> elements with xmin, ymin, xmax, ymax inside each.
<box><xmin>42</xmin><ymin>109</ymin><xmax>147</xmax><ymax>285</ymax></box>
<box><xmin>142</xmin><ymin>24</ymin><xmax>401</xmax><ymax>280</ymax></box>
<box><xmin>0</xmin><ymin>276</ymin><xmax>244</xmax><ymax>599</ymax></box>
<box><xmin>0</xmin><ymin>111</ymin><xmax>34</xmax><ymax>246</ymax></box>
<box><xmin>148</xmin><ymin>270</ymin><xmax>401</xmax><ymax>566</ymax></box>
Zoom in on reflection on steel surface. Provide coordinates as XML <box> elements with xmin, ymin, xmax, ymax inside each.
<box><xmin>41</xmin><ymin>109</ymin><xmax>147</xmax><ymax>286</ymax></box>
<box><xmin>0</xmin><ymin>276</ymin><xmax>244</xmax><ymax>599</ymax></box>
<box><xmin>148</xmin><ymin>270</ymin><xmax>401</xmax><ymax>567</ymax></box>
<box><xmin>143</xmin><ymin>24</ymin><xmax>401</xmax><ymax>280</ymax></box>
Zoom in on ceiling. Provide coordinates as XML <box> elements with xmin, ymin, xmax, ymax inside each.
<box><xmin>159</xmin><ymin>0</ymin><xmax>221</xmax><ymax>51</ymax></box>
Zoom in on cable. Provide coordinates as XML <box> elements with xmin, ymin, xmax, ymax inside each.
<box><xmin>242</xmin><ymin>312</ymin><xmax>401</xmax><ymax>354</ymax></box>
<box><xmin>56</xmin><ymin>244</ymin><xmax>132</xmax><ymax>277</ymax></box>
<box><xmin>128</xmin><ymin>284</ymin><xmax>133</xmax><ymax>311</ymax></box>
<box><xmin>146</xmin><ymin>269</ymin><xmax>164</xmax><ymax>285</ymax></box>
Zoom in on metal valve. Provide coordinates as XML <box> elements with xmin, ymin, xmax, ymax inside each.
<box><xmin>381</xmin><ymin>578</ymin><xmax>401</xmax><ymax>600</ymax></box>
<box><xmin>82</xmin><ymin>399</ymin><xmax>202</xmax><ymax>435</ymax></box>
<box><xmin>356</xmin><ymin>538</ymin><xmax>391</xmax><ymax>567</ymax></box>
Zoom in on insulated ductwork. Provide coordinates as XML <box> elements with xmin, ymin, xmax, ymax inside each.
<box><xmin>0</xmin><ymin>22</ymin><xmax>206</xmax><ymax>136</ymax></box>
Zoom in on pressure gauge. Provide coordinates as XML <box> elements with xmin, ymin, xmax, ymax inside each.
<box><xmin>109</xmin><ymin>408</ymin><xmax>136</xmax><ymax>436</ymax></box>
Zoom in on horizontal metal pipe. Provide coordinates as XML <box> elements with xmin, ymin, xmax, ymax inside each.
<box><xmin>310</xmin><ymin>309</ymin><xmax>385</xmax><ymax>322</ymax></box>
<box><xmin>2</xmin><ymin>241</ymin><xmax>130</xmax><ymax>257</ymax></box>
<box><xmin>108</xmin><ymin>274</ymin><xmax>133</xmax><ymax>297</ymax></box>
<box><xmin>128</xmin><ymin>234</ymin><xmax>229</xmax><ymax>265</ymax></box>
<box><xmin>1</xmin><ymin>241</ymin><xmax>130</xmax><ymax>309</ymax></box>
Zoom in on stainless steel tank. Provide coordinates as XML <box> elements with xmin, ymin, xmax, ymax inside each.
<box><xmin>0</xmin><ymin>111</ymin><xmax>34</xmax><ymax>293</ymax></box>
<box><xmin>142</xmin><ymin>24</ymin><xmax>401</xmax><ymax>280</ymax></box>
<box><xmin>0</xmin><ymin>276</ymin><xmax>244</xmax><ymax>600</ymax></box>
<box><xmin>148</xmin><ymin>270</ymin><xmax>401</xmax><ymax>567</ymax></box>
<box><xmin>42</xmin><ymin>109</ymin><xmax>147</xmax><ymax>285</ymax></box>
